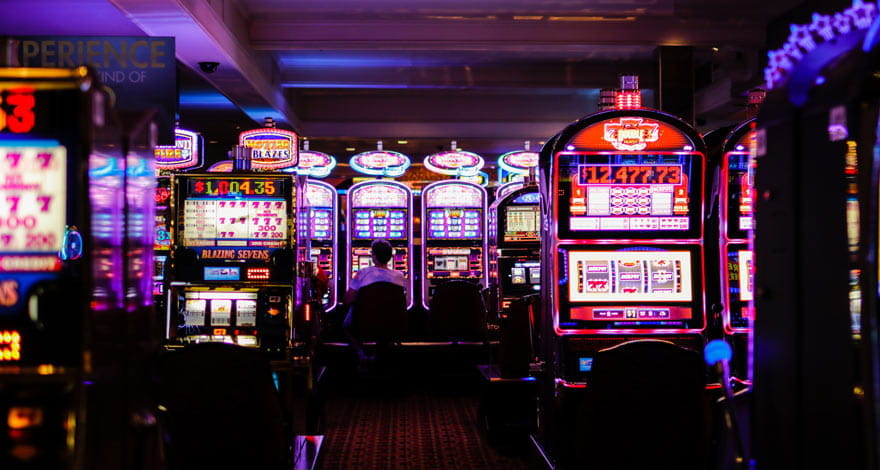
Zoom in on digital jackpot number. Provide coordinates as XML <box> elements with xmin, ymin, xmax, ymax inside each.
<box><xmin>190</xmin><ymin>178</ymin><xmax>279</xmax><ymax>196</ymax></box>
<box><xmin>578</xmin><ymin>165</ymin><xmax>682</xmax><ymax>185</ymax></box>
<box><xmin>0</xmin><ymin>89</ymin><xmax>36</xmax><ymax>134</ymax></box>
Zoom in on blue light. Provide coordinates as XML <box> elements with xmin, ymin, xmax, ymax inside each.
<box><xmin>815</xmin><ymin>75</ymin><xmax>826</xmax><ymax>85</ymax></box>
<box><xmin>704</xmin><ymin>339</ymin><xmax>733</xmax><ymax>366</ymax></box>
<box><xmin>178</xmin><ymin>90</ymin><xmax>236</xmax><ymax>108</ymax></box>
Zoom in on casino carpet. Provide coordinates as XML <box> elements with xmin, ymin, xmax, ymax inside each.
<box><xmin>318</xmin><ymin>351</ymin><xmax>531</xmax><ymax>470</ymax></box>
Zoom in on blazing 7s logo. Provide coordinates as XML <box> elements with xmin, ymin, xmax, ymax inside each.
<box><xmin>603</xmin><ymin>118</ymin><xmax>660</xmax><ymax>151</ymax></box>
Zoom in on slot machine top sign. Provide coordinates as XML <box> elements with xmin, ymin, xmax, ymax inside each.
<box><xmin>566</xmin><ymin>117</ymin><xmax>697</xmax><ymax>152</ymax></box>
<box><xmin>288</xmin><ymin>150</ymin><xmax>337</xmax><ymax>178</ymax></box>
<box><xmin>424</xmin><ymin>150</ymin><xmax>484</xmax><ymax>176</ymax></box>
<box><xmin>238</xmin><ymin>128</ymin><xmax>298</xmax><ymax>170</ymax></box>
<box><xmin>154</xmin><ymin>128</ymin><xmax>203</xmax><ymax>172</ymax></box>
<box><xmin>349</xmin><ymin>150</ymin><xmax>411</xmax><ymax>177</ymax></box>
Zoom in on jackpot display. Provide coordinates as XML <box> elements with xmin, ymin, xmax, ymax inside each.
<box><xmin>346</xmin><ymin>180</ymin><xmax>414</xmax><ymax>308</ymax></box>
<box><xmin>306</xmin><ymin>180</ymin><xmax>338</xmax><ymax>309</ymax></box>
<box><xmin>421</xmin><ymin>180</ymin><xmax>488</xmax><ymax>309</ymax></box>
<box><xmin>167</xmin><ymin>173</ymin><xmax>298</xmax><ymax>354</ymax></box>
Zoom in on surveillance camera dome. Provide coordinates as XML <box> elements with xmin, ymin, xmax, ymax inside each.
<box><xmin>198</xmin><ymin>61</ymin><xmax>220</xmax><ymax>74</ymax></box>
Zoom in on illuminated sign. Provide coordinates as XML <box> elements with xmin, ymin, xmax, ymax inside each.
<box><xmin>0</xmin><ymin>330</ymin><xmax>21</xmax><ymax>361</ymax></box>
<box><xmin>764</xmin><ymin>0</ymin><xmax>878</xmax><ymax>89</ymax></box>
<box><xmin>423</xmin><ymin>150</ymin><xmax>484</xmax><ymax>176</ymax></box>
<box><xmin>0</xmin><ymin>143</ymin><xmax>66</xmax><ymax>267</ymax></box>
<box><xmin>239</xmin><ymin>128</ymin><xmax>298</xmax><ymax>170</ymax></box>
<box><xmin>350</xmin><ymin>182</ymin><xmax>409</xmax><ymax>207</ymax></box>
<box><xmin>498</xmin><ymin>150</ymin><xmax>539</xmax><ymax>175</ymax></box>
<box><xmin>0</xmin><ymin>88</ymin><xmax>36</xmax><ymax>134</ymax></box>
<box><xmin>188</xmin><ymin>178</ymin><xmax>282</xmax><ymax>197</ymax></box>
<box><xmin>207</xmin><ymin>160</ymin><xmax>233</xmax><ymax>172</ymax></box>
<box><xmin>578</xmin><ymin>164</ymin><xmax>682</xmax><ymax>185</ymax></box>
<box><xmin>603</xmin><ymin>118</ymin><xmax>660</xmax><ymax>151</ymax></box>
<box><xmin>154</xmin><ymin>128</ymin><xmax>203</xmax><ymax>171</ymax></box>
<box><xmin>349</xmin><ymin>150</ymin><xmax>411</xmax><ymax>177</ymax></box>
<box><xmin>459</xmin><ymin>171</ymin><xmax>489</xmax><ymax>187</ymax></box>
<box><xmin>568</xmin><ymin>250</ymin><xmax>693</xmax><ymax>303</ymax></box>
<box><xmin>567</xmin><ymin>116</ymin><xmax>695</xmax><ymax>152</ymax></box>
<box><xmin>0</xmin><ymin>280</ymin><xmax>19</xmax><ymax>307</ymax></box>
<box><xmin>286</xmin><ymin>150</ymin><xmax>336</xmax><ymax>178</ymax></box>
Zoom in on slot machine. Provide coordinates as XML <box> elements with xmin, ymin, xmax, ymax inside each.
<box><xmin>284</xmin><ymin>144</ymin><xmax>339</xmax><ymax>311</ymax></box>
<box><xmin>717</xmin><ymin>119</ymin><xmax>756</xmax><ymax>382</ymax></box>
<box><xmin>535</xmin><ymin>108</ymin><xmax>708</xmax><ymax>465</ymax></box>
<box><xmin>346</xmin><ymin>180</ymin><xmax>414</xmax><ymax>309</ymax></box>
<box><xmin>0</xmin><ymin>67</ymin><xmax>157</xmax><ymax>468</ymax></box>
<box><xmin>165</xmin><ymin>172</ymin><xmax>303</xmax><ymax>357</ymax></box>
<box><xmin>153</xmin><ymin>128</ymin><xmax>203</xmax><ymax>317</ymax></box>
<box><xmin>489</xmin><ymin>181</ymin><xmax>541</xmax><ymax>317</ymax></box>
<box><xmin>420</xmin><ymin>180</ymin><xmax>489</xmax><ymax>309</ymax></box>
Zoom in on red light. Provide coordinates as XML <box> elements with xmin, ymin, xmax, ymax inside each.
<box><xmin>247</xmin><ymin>268</ymin><xmax>271</xmax><ymax>280</ymax></box>
<box><xmin>304</xmin><ymin>303</ymin><xmax>311</xmax><ymax>322</ymax></box>
<box><xmin>213</xmin><ymin>328</ymin><xmax>226</xmax><ymax>335</ymax></box>
<box><xmin>615</xmin><ymin>90</ymin><xmax>642</xmax><ymax>110</ymax></box>
<box><xmin>0</xmin><ymin>330</ymin><xmax>22</xmax><ymax>362</ymax></box>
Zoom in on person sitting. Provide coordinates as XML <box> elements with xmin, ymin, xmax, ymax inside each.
<box><xmin>343</xmin><ymin>238</ymin><xmax>406</xmax><ymax>366</ymax></box>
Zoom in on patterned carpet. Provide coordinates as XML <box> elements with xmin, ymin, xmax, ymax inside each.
<box><xmin>318</xmin><ymin>353</ymin><xmax>531</xmax><ymax>469</ymax></box>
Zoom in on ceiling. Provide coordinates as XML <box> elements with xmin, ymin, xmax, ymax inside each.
<box><xmin>0</xmin><ymin>0</ymin><xmax>815</xmax><ymax>165</ymax></box>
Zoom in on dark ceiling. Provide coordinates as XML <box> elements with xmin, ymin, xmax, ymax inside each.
<box><xmin>0</xmin><ymin>0</ymin><xmax>824</xmax><ymax>166</ymax></box>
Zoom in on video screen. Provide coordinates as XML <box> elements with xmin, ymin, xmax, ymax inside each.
<box><xmin>311</xmin><ymin>208</ymin><xmax>334</xmax><ymax>241</ymax></box>
<box><xmin>555</xmin><ymin>153</ymin><xmax>702</xmax><ymax>239</ymax></box>
<box><xmin>426</xmin><ymin>208</ymin><xmax>482</xmax><ymax>240</ymax></box>
<box><xmin>352</xmin><ymin>208</ymin><xmax>407</xmax><ymax>239</ymax></box>
<box><xmin>725</xmin><ymin>152</ymin><xmax>754</xmax><ymax>239</ymax></box>
<box><xmin>179</xmin><ymin>177</ymin><xmax>290</xmax><ymax>249</ymax></box>
<box><xmin>433</xmin><ymin>255</ymin><xmax>469</xmax><ymax>271</ymax></box>
<box><xmin>503</xmin><ymin>205</ymin><xmax>540</xmax><ymax>242</ymax></box>
<box><xmin>556</xmin><ymin>245</ymin><xmax>703</xmax><ymax>328</ymax></box>
<box><xmin>504</xmin><ymin>260</ymin><xmax>541</xmax><ymax>292</ymax></box>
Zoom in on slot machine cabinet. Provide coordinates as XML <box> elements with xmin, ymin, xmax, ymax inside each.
<box><xmin>489</xmin><ymin>184</ymin><xmax>541</xmax><ymax>317</ymax></box>
<box><xmin>420</xmin><ymin>180</ymin><xmax>489</xmax><ymax>310</ymax></box>
<box><xmin>535</xmin><ymin>108</ymin><xmax>708</xmax><ymax>466</ymax></box>
<box><xmin>750</xmin><ymin>5</ymin><xmax>880</xmax><ymax>467</ymax></box>
<box><xmin>346</xmin><ymin>180</ymin><xmax>414</xmax><ymax>309</ymax></box>
<box><xmin>166</xmin><ymin>173</ymin><xmax>302</xmax><ymax>358</ymax></box>
<box><xmin>717</xmin><ymin>120</ymin><xmax>756</xmax><ymax>381</ymax></box>
<box><xmin>305</xmin><ymin>180</ymin><xmax>338</xmax><ymax>311</ymax></box>
<box><xmin>0</xmin><ymin>68</ymin><xmax>158</xmax><ymax>469</ymax></box>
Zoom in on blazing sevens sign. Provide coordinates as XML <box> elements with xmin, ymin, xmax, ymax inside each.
<box><xmin>603</xmin><ymin>118</ymin><xmax>660</xmax><ymax>151</ymax></box>
<box><xmin>239</xmin><ymin>128</ymin><xmax>298</xmax><ymax>170</ymax></box>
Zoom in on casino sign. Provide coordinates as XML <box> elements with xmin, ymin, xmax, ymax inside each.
<box><xmin>349</xmin><ymin>150</ymin><xmax>411</xmax><ymax>177</ymax></box>
<box><xmin>423</xmin><ymin>150</ymin><xmax>484</xmax><ymax>176</ymax></box>
<box><xmin>239</xmin><ymin>128</ymin><xmax>298</xmax><ymax>170</ymax></box>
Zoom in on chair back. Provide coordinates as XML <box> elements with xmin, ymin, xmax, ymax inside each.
<box><xmin>352</xmin><ymin>281</ymin><xmax>408</xmax><ymax>342</ymax></box>
<box><xmin>428</xmin><ymin>280</ymin><xmax>487</xmax><ymax>341</ymax></box>
<box><xmin>576</xmin><ymin>339</ymin><xmax>710</xmax><ymax>470</ymax></box>
<box><xmin>156</xmin><ymin>343</ymin><xmax>289</xmax><ymax>470</ymax></box>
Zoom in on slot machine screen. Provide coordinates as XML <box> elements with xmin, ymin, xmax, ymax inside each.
<box><xmin>725</xmin><ymin>245</ymin><xmax>754</xmax><ymax>329</ymax></box>
<box><xmin>426</xmin><ymin>208</ymin><xmax>483</xmax><ymax>240</ymax></box>
<box><xmin>503</xmin><ymin>205</ymin><xmax>540</xmax><ymax>242</ymax></box>
<box><xmin>500</xmin><ymin>259</ymin><xmax>541</xmax><ymax>292</ymax></box>
<box><xmin>179</xmin><ymin>177</ymin><xmax>290</xmax><ymax>248</ymax></box>
<box><xmin>556</xmin><ymin>245</ymin><xmax>703</xmax><ymax>329</ymax></box>
<box><xmin>352</xmin><ymin>208</ymin><xmax>407</xmax><ymax>240</ymax></box>
<box><xmin>725</xmin><ymin>152</ymin><xmax>754</xmax><ymax>239</ymax></box>
<box><xmin>555</xmin><ymin>154</ymin><xmax>702</xmax><ymax>240</ymax></box>
<box><xmin>433</xmin><ymin>255</ymin><xmax>469</xmax><ymax>271</ymax></box>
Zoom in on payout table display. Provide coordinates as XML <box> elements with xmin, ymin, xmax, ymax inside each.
<box><xmin>346</xmin><ymin>180</ymin><xmax>413</xmax><ymax>308</ymax></box>
<box><xmin>306</xmin><ymin>180</ymin><xmax>338</xmax><ymax>309</ymax></box>
<box><xmin>421</xmin><ymin>180</ymin><xmax>488</xmax><ymax>309</ymax></box>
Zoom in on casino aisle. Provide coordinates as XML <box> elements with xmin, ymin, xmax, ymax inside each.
<box><xmin>317</xmin><ymin>349</ymin><xmax>530</xmax><ymax>470</ymax></box>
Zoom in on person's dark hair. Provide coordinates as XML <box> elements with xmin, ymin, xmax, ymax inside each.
<box><xmin>371</xmin><ymin>239</ymin><xmax>393</xmax><ymax>265</ymax></box>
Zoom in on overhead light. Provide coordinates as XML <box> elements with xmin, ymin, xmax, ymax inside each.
<box><xmin>548</xmin><ymin>16</ymin><xmax>636</xmax><ymax>22</ymax></box>
<box><xmin>397</xmin><ymin>140</ymin><xmax>408</xmax><ymax>144</ymax></box>
<box><xmin>345</xmin><ymin>147</ymin><xmax>356</xmax><ymax>152</ymax></box>
<box><xmin>514</xmin><ymin>16</ymin><xmax>543</xmax><ymax>20</ymax></box>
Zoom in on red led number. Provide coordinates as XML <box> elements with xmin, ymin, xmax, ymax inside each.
<box><xmin>1</xmin><ymin>89</ymin><xmax>36</xmax><ymax>134</ymax></box>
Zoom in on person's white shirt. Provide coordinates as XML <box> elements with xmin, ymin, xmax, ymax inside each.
<box><xmin>349</xmin><ymin>266</ymin><xmax>406</xmax><ymax>291</ymax></box>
